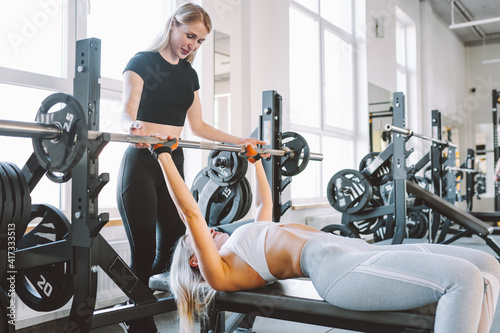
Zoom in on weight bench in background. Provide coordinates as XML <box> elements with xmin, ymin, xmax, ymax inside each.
<box><xmin>149</xmin><ymin>219</ymin><xmax>436</xmax><ymax>333</ymax></box>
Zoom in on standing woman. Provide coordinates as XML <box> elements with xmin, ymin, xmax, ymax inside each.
<box><xmin>116</xmin><ymin>3</ymin><xmax>264</xmax><ymax>332</ymax></box>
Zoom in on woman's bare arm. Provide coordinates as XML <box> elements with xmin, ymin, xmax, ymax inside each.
<box><xmin>155</xmin><ymin>150</ymin><xmax>237</xmax><ymax>290</ymax></box>
<box><xmin>186</xmin><ymin>91</ymin><xmax>266</xmax><ymax>146</ymax></box>
<box><xmin>253</xmin><ymin>159</ymin><xmax>273</xmax><ymax>222</ymax></box>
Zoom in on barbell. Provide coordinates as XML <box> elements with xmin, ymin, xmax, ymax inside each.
<box><xmin>0</xmin><ymin>93</ymin><xmax>322</xmax><ymax>174</ymax></box>
<box><xmin>385</xmin><ymin>124</ymin><xmax>458</xmax><ymax>148</ymax></box>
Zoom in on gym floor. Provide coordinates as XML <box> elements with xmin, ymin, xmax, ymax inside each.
<box><xmin>16</xmin><ymin>232</ymin><xmax>500</xmax><ymax>333</ymax></box>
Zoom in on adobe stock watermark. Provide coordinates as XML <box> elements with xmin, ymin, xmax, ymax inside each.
<box><xmin>6</xmin><ymin>223</ymin><xmax>17</xmax><ymax>328</ymax></box>
<box><xmin>442</xmin><ymin>74</ymin><xmax>500</xmax><ymax>124</ymax></box>
<box><xmin>212</xmin><ymin>0</ymin><xmax>242</xmax><ymax>21</ymax></box>
<box><xmin>343</xmin><ymin>0</ymin><xmax>402</xmax><ymax>58</ymax></box>
<box><xmin>7</xmin><ymin>0</ymin><xmax>64</xmax><ymax>53</ymax></box>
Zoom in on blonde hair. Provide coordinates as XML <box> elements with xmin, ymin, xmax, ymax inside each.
<box><xmin>146</xmin><ymin>2</ymin><xmax>212</xmax><ymax>64</ymax></box>
<box><xmin>169</xmin><ymin>235</ymin><xmax>217</xmax><ymax>333</ymax></box>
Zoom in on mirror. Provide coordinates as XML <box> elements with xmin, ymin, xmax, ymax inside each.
<box><xmin>213</xmin><ymin>30</ymin><xmax>231</xmax><ymax>133</ymax></box>
<box><xmin>368</xmin><ymin>83</ymin><xmax>392</xmax><ymax>152</ymax></box>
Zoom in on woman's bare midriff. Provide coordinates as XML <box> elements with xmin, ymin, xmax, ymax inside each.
<box><xmin>264</xmin><ymin>223</ymin><xmax>324</xmax><ymax>280</ymax></box>
<box><xmin>140</xmin><ymin>121</ymin><xmax>184</xmax><ymax>139</ymax></box>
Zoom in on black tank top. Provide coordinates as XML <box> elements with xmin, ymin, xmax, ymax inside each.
<box><xmin>123</xmin><ymin>52</ymin><xmax>200</xmax><ymax>126</ymax></box>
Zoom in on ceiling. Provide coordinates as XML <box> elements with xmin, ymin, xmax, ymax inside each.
<box><xmin>428</xmin><ymin>0</ymin><xmax>500</xmax><ymax>46</ymax></box>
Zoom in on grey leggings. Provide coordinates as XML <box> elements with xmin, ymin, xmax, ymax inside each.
<box><xmin>300</xmin><ymin>234</ymin><xmax>500</xmax><ymax>333</ymax></box>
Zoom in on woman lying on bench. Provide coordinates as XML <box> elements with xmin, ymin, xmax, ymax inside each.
<box><xmin>150</xmin><ymin>134</ymin><xmax>500</xmax><ymax>333</ymax></box>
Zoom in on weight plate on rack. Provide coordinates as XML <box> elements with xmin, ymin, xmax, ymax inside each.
<box><xmin>33</xmin><ymin>93</ymin><xmax>88</xmax><ymax>173</ymax></box>
<box><xmin>327</xmin><ymin>169</ymin><xmax>372</xmax><ymax>214</ymax></box>
<box><xmin>5</xmin><ymin>162</ymin><xmax>32</xmax><ymax>240</ymax></box>
<box><xmin>16</xmin><ymin>204</ymin><xmax>74</xmax><ymax>312</ymax></box>
<box><xmin>0</xmin><ymin>287</ymin><xmax>10</xmax><ymax>333</ymax></box>
<box><xmin>0</xmin><ymin>165</ymin><xmax>14</xmax><ymax>250</ymax></box>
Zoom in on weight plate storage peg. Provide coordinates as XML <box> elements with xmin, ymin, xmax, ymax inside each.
<box><xmin>281</xmin><ymin>132</ymin><xmax>310</xmax><ymax>177</ymax></box>
<box><xmin>207</xmin><ymin>149</ymin><xmax>248</xmax><ymax>186</ymax></box>
<box><xmin>327</xmin><ymin>169</ymin><xmax>373</xmax><ymax>214</ymax></box>
<box><xmin>16</xmin><ymin>204</ymin><xmax>74</xmax><ymax>312</ymax></box>
<box><xmin>32</xmin><ymin>93</ymin><xmax>88</xmax><ymax>173</ymax></box>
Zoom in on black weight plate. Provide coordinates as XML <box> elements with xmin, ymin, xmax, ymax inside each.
<box><xmin>0</xmin><ymin>165</ymin><xmax>14</xmax><ymax>250</ymax></box>
<box><xmin>327</xmin><ymin>169</ymin><xmax>372</xmax><ymax>214</ymax></box>
<box><xmin>0</xmin><ymin>163</ymin><xmax>23</xmax><ymax>241</ymax></box>
<box><xmin>16</xmin><ymin>204</ymin><xmax>74</xmax><ymax>312</ymax></box>
<box><xmin>207</xmin><ymin>150</ymin><xmax>248</xmax><ymax>186</ymax></box>
<box><xmin>33</xmin><ymin>93</ymin><xmax>88</xmax><ymax>173</ymax></box>
<box><xmin>0</xmin><ymin>164</ymin><xmax>5</xmax><ymax>237</ymax></box>
<box><xmin>5</xmin><ymin>162</ymin><xmax>31</xmax><ymax>238</ymax></box>
<box><xmin>359</xmin><ymin>152</ymin><xmax>392</xmax><ymax>186</ymax></box>
<box><xmin>0</xmin><ymin>287</ymin><xmax>10</xmax><ymax>333</ymax></box>
<box><xmin>197</xmin><ymin>180</ymin><xmax>221</xmax><ymax>225</ymax></box>
<box><xmin>235</xmin><ymin>177</ymin><xmax>252</xmax><ymax>221</ymax></box>
<box><xmin>191</xmin><ymin>168</ymin><xmax>211</xmax><ymax>202</ymax></box>
<box><xmin>407</xmin><ymin>211</ymin><xmax>426</xmax><ymax>238</ymax></box>
<box><xmin>209</xmin><ymin>183</ymin><xmax>242</xmax><ymax>226</ymax></box>
<box><xmin>281</xmin><ymin>132</ymin><xmax>310</xmax><ymax>177</ymax></box>
<box><xmin>321</xmin><ymin>224</ymin><xmax>361</xmax><ymax>238</ymax></box>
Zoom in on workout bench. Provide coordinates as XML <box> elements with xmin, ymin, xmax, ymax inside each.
<box><xmin>149</xmin><ymin>274</ymin><xmax>436</xmax><ymax>333</ymax></box>
<box><xmin>208</xmin><ymin>278</ymin><xmax>435</xmax><ymax>333</ymax></box>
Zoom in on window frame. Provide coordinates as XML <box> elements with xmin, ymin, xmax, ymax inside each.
<box><xmin>0</xmin><ymin>0</ymin><xmax>174</xmax><ymax>219</ymax></box>
<box><xmin>288</xmin><ymin>0</ymin><xmax>357</xmax><ymax>203</ymax></box>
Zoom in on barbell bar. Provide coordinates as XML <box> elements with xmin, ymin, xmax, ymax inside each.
<box><xmin>0</xmin><ymin>119</ymin><xmax>323</xmax><ymax>161</ymax></box>
<box><xmin>385</xmin><ymin>124</ymin><xmax>458</xmax><ymax>148</ymax></box>
<box><xmin>444</xmin><ymin>166</ymin><xmax>479</xmax><ymax>173</ymax></box>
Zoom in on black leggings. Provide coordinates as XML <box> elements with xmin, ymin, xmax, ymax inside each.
<box><xmin>117</xmin><ymin>146</ymin><xmax>186</xmax><ymax>285</ymax></box>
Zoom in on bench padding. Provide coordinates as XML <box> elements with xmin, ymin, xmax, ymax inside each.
<box><xmin>212</xmin><ymin>278</ymin><xmax>436</xmax><ymax>333</ymax></box>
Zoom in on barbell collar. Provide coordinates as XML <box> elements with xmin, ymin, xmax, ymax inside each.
<box><xmin>385</xmin><ymin>124</ymin><xmax>458</xmax><ymax>148</ymax></box>
<box><xmin>0</xmin><ymin>119</ymin><xmax>323</xmax><ymax>161</ymax></box>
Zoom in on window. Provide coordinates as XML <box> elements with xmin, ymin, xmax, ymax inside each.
<box><xmin>0</xmin><ymin>1</ymin><xmax>174</xmax><ymax>218</ymax></box>
<box><xmin>86</xmin><ymin>0</ymin><xmax>168</xmax><ymax>80</ymax></box>
<box><xmin>0</xmin><ymin>0</ymin><xmax>66</xmax><ymax>77</ymax></box>
<box><xmin>395</xmin><ymin>7</ymin><xmax>417</xmax><ymax>131</ymax></box>
<box><xmin>289</xmin><ymin>0</ymin><xmax>355</xmax><ymax>202</ymax></box>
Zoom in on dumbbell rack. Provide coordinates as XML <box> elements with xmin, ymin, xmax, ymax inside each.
<box><xmin>14</xmin><ymin>38</ymin><xmax>176</xmax><ymax>332</ymax></box>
